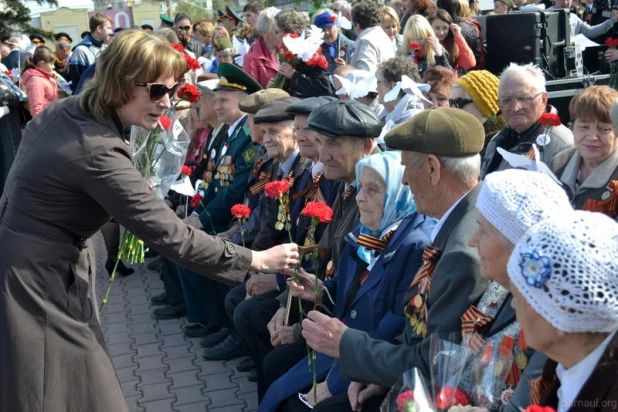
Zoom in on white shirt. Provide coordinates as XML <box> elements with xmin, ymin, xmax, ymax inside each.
<box><xmin>555</xmin><ymin>330</ymin><xmax>618</xmax><ymax>412</ymax></box>
<box><xmin>430</xmin><ymin>192</ymin><xmax>470</xmax><ymax>243</ymax></box>
<box><xmin>279</xmin><ymin>149</ymin><xmax>300</xmax><ymax>177</ymax></box>
<box><xmin>227</xmin><ymin>114</ymin><xmax>247</xmax><ymax>138</ymax></box>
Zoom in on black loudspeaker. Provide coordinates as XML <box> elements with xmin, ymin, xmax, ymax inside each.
<box><xmin>485</xmin><ymin>10</ymin><xmax>570</xmax><ymax>79</ymax></box>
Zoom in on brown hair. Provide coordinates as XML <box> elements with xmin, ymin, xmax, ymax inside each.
<box><xmin>428</xmin><ymin>10</ymin><xmax>459</xmax><ymax>67</ymax></box>
<box><xmin>410</xmin><ymin>0</ymin><xmax>438</xmax><ymax>16</ymax></box>
<box><xmin>89</xmin><ymin>12</ymin><xmax>113</xmax><ymax>33</ymax></box>
<box><xmin>24</xmin><ymin>46</ymin><xmax>54</xmax><ymax>70</ymax></box>
<box><xmin>422</xmin><ymin>65</ymin><xmax>456</xmax><ymax>94</ymax></box>
<box><xmin>570</xmin><ymin>86</ymin><xmax>618</xmax><ymax>124</ymax></box>
<box><xmin>195</xmin><ymin>22</ymin><xmax>214</xmax><ymax>37</ymax></box>
<box><xmin>80</xmin><ymin>30</ymin><xmax>187</xmax><ymax>123</ymax></box>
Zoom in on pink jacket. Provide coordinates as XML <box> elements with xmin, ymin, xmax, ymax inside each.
<box><xmin>22</xmin><ymin>68</ymin><xmax>58</xmax><ymax>117</ymax></box>
<box><xmin>242</xmin><ymin>37</ymin><xmax>279</xmax><ymax>88</ymax></box>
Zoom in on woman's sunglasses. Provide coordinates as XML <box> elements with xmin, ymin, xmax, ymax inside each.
<box><xmin>136</xmin><ymin>82</ymin><xmax>180</xmax><ymax>102</ymax></box>
<box><xmin>449</xmin><ymin>97</ymin><xmax>474</xmax><ymax>109</ymax></box>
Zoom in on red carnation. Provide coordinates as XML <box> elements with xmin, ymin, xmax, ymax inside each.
<box><xmin>177</xmin><ymin>83</ymin><xmax>201</xmax><ymax>103</ymax></box>
<box><xmin>285</xmin><ymin>50</ymin><xmax>295</xmax><ymax>61</ymax></box>
<box><xmin>316</xmin><ymin>46</ymin><xmax>323</xmax><ymax>53</ymax></box>
<box><xmin>301</xmin><ymin>201</ymin><xmax>334</xmax><ymax>223</ymax></box>
<box><xmin>265</xmin><ymin>180</ymin><xmax>291</xmax><ymax>198</ymax></box>
<box><xmin>184</xmin><ymin>54</ymin><xmax>201</xmax><ymax>71</ymax></box>
<box><xmin>328</xmin><ymin>15</ymin><xmax>337</xmax><ymax>23</ymax></box>
<box><xmin>436</xmin><ymin>387</ymin><xmax>469</xmax><ymax>409</ymax></box>
<box><xmin>181</xmin><ymin>165</ymin><xmax>192</xmax><ymax>175</ymax></box>
<box><xmin>158</xmin><ymin>115</ymin><xmax>172</xmax><ymax>130</ymax></box>
<box><xmin>539</xmin><ymin>113</ymin><xmax>561</xmax><ymax>127</ymax></box>
<box><xmin>605</xmin><ymin>37</ymin><xmax>618</xmax><ymax>48</ymax></box>
<box><xmin>231</xmin><ymin>204</ymin><xmax>252</xmax><ymax>220</ymax></box>
<box><xmin>396</xmin><ymin>390</ymin><xmax>415</xmax><ymax>411</ymax></box>
<box><xmin>523</xmin><ymin>407</ymin><xmax>557</xmax><ymax>412</ymax></box>
<box><xmin>170</xmin><ymin>43</ymin><xmax>185</xmax><ymax>53</ymax></box>
<box><xmin>315</xmin><ymin>55</ymin><xmax>328</xmax><ymax>70</ymax></box>
<box><xmin>289</xmin><ymin>33</ymin><xmax>298</xmax><ymax>39</ymax></box>
<box><xmin>409</xmin><ymin>41</ymin><xmax>421</xmax><ymax>52</ymax></box>
<box><xmin>190</xmin><ymin>193</ymin><xmax>204</xmax><ymax>208</ymax></box>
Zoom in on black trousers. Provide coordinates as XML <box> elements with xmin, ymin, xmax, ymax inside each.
<box><xmin>261</xmin><ymin>338</ymin><xmax>308</xmax><ymax>402</ymax></box>
<box><xmin>160</xmin><ymin>256</ymin><xmax>184</xmax><ymax>305</ymax></box>
<box><xmin>282</xmin><ymin>390</ymin><xmax>387</xmax><ymax>412</ymax></box>
<box><xmin>202</xmin><ymin>277</ymin><xmax>233</xmax><ymax>328</ymax></box>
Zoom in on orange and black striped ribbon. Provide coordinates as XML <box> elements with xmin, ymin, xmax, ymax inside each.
<box><xmin>582</xmin><ymin>180</ymin><xmax>618</xmax><ymax>218</ymax></box>
<box><xmin>249</xmin><ymin>171</ymin><xmax>272</xmax><ymax>195</ymax></box>
<box><xmin>293</xmin><ymin>172</ymin><xmax>323</xmax><ymax>200</ymax></box>
<box><xmin>342</xmin><ymin>185</ymin><xmax>355</xmax><ymax>201</ymax></box>
<box><xmin>409</xmin><ymin>246</ymin><xmax>442</xmax><ymax>292</ymax></box>
<box><xmin>526</xmin><ymin>146</ymin><xmax>536</xmax><ymax>159</ymax></box>
<box><xmin>461</xmin><ymin>305</ymin><xmax>495</xmax><ymax>353</ymax></box>
<box><xmin>285</xmin><ymin>170</ymin><xmax>295</xmax><ymax>187</ymax></box>
<box><xmin>252</xmin><ymin>157</ymin><xmax>263</xmax><ymax>176</ymax></box>
<box><xmin>529</xmin><ymin>376</ymin><xmax>551</xmax><ymax>405</ymax></box>
<box><xmin>356</xmin><ymin>230</ymin><xmax>395</xmax><ymax>253</ymax></box>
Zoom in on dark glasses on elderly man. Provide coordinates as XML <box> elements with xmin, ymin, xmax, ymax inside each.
<box><xmin>449</xmin><ymin>97</ymin><xmax>474</xmax><ymax>109</ymax></box>
<box><xmin>136</xmin><ymin>82</ymin><xmax>181</xmax><ymax>102</ymax></box>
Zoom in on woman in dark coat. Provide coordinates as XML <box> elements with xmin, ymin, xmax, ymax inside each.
<box><xmin>0</xmin><ymin>30</ymin><xmax>298</xmax><ymax>412</ymax></box>
<box><xmin>505</xmin><ymin>211</ymin><xmax>618</xmax><ymax>412</ymax></box>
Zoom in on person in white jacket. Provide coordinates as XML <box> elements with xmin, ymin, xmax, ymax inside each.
<box><xmin>349</xmin><ymin>1</ymin><xmax>396</xmax><ymax>73</ymax></box>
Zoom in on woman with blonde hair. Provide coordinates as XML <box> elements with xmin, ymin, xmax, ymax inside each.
<box><xmin>399</xmin><ymin>14</ymin><xmax>451</xmax><ymax>76</ymax></box>
<box><xmin>380</xmin><ymin>5</ymin><xmax>404</xmax><ymax>52</ymax></box>
<box><xmin>194</xmin><ymin>21</ymin><xmax>214</xmax><ymax>56</ymax></box>
<box><xmin>0</xmin><ymin>29</ymin><xmax>298</xmax><ymax>412</ymax></box>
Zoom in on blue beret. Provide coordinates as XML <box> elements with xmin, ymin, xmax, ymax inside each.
<box><xmin>314</xmin><ymin>11</ymin><xmax>337</xmax><ymax>29</ymax></box>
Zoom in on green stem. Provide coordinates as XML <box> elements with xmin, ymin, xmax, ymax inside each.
<box><xmin>99</xmin><ymin>258</ymin><xmax>120</xmax><ymax>314</ymax></box>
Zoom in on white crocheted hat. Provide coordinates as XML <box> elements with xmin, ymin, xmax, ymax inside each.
<box><xmin>477</xmin><ymin>169</ymin><xmax>572</xmax><ymax>244</ymax></box>
<box><xmin>507</xmin><ymin>211</ymin><xmax>618</xmax><ymax>333</ymax></box>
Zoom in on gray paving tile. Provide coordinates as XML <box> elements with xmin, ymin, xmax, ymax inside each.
<box><xmin>157</xmin><ymin>322</ymin><xmax>184</xmax><ymax>336</ymax></box>
<box><xmin>105</xmin><ymin>330</ymin><xmax>132</xmax><ymax>345</ymax></box>
<box><xmin>129</xmin><ymin>303</ymin><xmax>154</xmax><ymax>316</ymax></box>
<box><xmin>139</xmin><ymin>382</ymin><xmax>175</xmax><ymax>403</ymax></box>
<box><xmin>132</xmin><ymin>331</ymin><xmax>160</xmax><ymax>346</ymax></box>
<box><xmin>165</xmin><ymin>356</ymin><xmax>199</xmax><ymax>374</ymax></box>
<box><xmin>135</xmin><ymin>355</ymin><xmax>167</xmax><ymax>372</ymax></box>
<box><xmin>168</xmin><ymin>370</ymin><xmax>203</xmax><ymax>389</ymax></box>
<box><xmin>202</xmin><ymin>372</ymin><xmax>236</xmax><ymax>391</ymax></box>
<box><xmin>204</xmin><ymin>389</ymin><xmax>246</xmax><ymax>408</ymax></box>
<box><xmin>139</xmin><ymin>398</ymin><xmax>176</xmax><ymax>412</ymax></box>
<box><xmin>171</xmin><ymin>384</ymin><xmax>208</xmax><ymax>406</ymax></box>
<box><xmin>107</xmin><ymin>342</ymin><xmax>136</xmax><ymax>357</ymax></box>
<box><xmin>112</xmin><ymin>353</ymin><xmax>139</xmax><ymax>369</ymax></box>
<box><xmin>174</xmin><ymin>402</ymin><xmax>210</xmax><ymax>412</ymax></box>
<box><xmin>121</xmin><ymin>380</ymin><xmax>141</xmax><ymax>397</ymax></box>
<box><xmin>160</xmin><ymin>333</ymin><xmax>189</xmax><ymax>348</ymax></box>
<box><xmin>136</xmin><ymin>367</ymin><xmax>171</xmax><ymax>387</ymax></box>
<box><xmin>133</xmin><ymin>343</ymin><xmax>163</xmax><ymax>359</ymax></box>
<box><xmin>125</xmin><ymin>395</ymin><xmax>145</xmax><ymax>412</ymax></box>
<box><xmin>162</xmin><ymin>344</ymin><xmax>193</xmax><ymax>361</ymax></box>
<box><xmin>116</xmin><ymin>365</ymin><xmax>138</xmax><ymax>384</ymax></box>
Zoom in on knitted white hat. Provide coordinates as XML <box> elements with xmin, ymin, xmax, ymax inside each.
<box><xmin>476</xmin><ymin>169</ymin><xmax>572</xmax><ymax>245</ymax></box>
<box><xmin>507</xmin><ymin>211</ymin><xmax>618</xmax><ymax>333</ymax></box>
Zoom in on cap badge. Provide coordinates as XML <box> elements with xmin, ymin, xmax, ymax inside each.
<box><xmin>519</xmin><ymin>250</ymin><xmax>551</xmax><ymax>288</ymax></box>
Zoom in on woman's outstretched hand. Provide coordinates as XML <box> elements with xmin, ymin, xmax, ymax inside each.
<box><xmin>251</xmin><ymin>243</ymin><xmax>299</xmax><ymax>273</ymax></box>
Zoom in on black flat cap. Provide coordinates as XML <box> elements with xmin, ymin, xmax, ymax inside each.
<box><xmin>286</xmin><ymin>96</ymin><xmax>338</xmax><ymax>116</ymax></box>
<box><xmin>255</xmin><ymin>97</ymin><xmax>301</xmax><ymax>124</ymax></box>
<box><xmin>305</xmin><ymin>100</ymin><xmax>382</xmax><ymax>138</ymax></box>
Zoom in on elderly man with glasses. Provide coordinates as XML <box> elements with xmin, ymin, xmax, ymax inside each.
<box><xmin>480</xmin><ymin>63</ymin><xmax>573</xmax><ymax>179</ymax></box>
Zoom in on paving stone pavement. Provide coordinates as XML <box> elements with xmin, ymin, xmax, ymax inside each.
<box><xmin>92</xmin><ymin>231</ymin><xmax>258</xmax><ymax>412</ymax></box>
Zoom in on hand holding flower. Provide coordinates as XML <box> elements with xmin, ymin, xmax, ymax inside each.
<box><xmin>279</xmin><ymin>62</ymin><xmax>296</xmax><ymax>79</ymax></box>
<box><xmin>302</xmin><ymin>310</ymin><xmax>348</xmax><ymax>358</ymax></box>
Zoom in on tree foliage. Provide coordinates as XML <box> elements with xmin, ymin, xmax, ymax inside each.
<box><xmin>0</xmin><ymin>0</ymin><xmax>59</xmax><ymax>37</ymax></box>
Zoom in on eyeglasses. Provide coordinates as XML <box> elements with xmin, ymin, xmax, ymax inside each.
<box><xmin>178</xmin><ymin>25</ymin><xmax>191</xmax><ymax>31</ymax></box>
<box><xmin>449</xmin><ymin>97</ymin><xmax>474</xmax><ymax>109</ymax></box>
<box><xmin>136</xmin><ymin>82</ymin><xmax>180</xmax><ymax>102</ymax></box>
<box><xmin>497</xmin><ymin>92</ymin><xmax>544</xmax><ymax>109</ymax></box>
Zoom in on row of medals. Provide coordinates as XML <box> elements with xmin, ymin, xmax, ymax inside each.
<box><xmin>214</xmin><ymin>145</ymin><xmax>234</xmax><ymax>188</ymax></box>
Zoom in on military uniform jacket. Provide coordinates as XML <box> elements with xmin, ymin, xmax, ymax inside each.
<box><xmin>0</xmin><ymin>96</ymin><xmax>252</xmax><ymax>412</ymax></box>
<box><xmin>480</xmin><ymin>121</ymin><xmax>574</xmax><ymax>179</ymax></box>
<box><xmin>551</xmin><ymin>147</ymin><xmax>618</xmax><ymax>218</ymax></box>
<box><xmin>338</xmin><ymin>184</ymin><xmax>489</xmax><ymax>388</ymax></box>
<box><xmin>195</xmin><ymin>115</ymin><xmax>260</xmax><ymax>233</ymax></box>
<box><xmin>197</xmin><ymin>123</ymin><xmax>229</xmax><ymax>182</ymax></box>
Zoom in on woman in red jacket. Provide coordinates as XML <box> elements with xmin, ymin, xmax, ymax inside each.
<box><xmin>428</xmin><ymin>10</ymin><xmax>476</xmax><ymax>77</ymax></box>
<box><xmin>21</xmin><ymin>46</ymin><xmax>58</xmax><ymax>117</ymax></box>
<box><xmin>243</xmin><ymin>7</ymin><xmax>280</xmax><ymax>88</ymax></box>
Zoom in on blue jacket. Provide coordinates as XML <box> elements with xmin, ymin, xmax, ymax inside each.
<box><xmin>258</xmin><ymin>213</ymin><xmax>435</xmax><ymax>411</ymax></box>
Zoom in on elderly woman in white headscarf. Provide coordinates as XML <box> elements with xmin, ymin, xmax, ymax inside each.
<box><xmin>458</xmin><ymin>169</ymin><xmax>573</xmax><ymax>412</ymax></box>
<box><xmin>507</xmin><ymin>211</ymin><xmax>618</xmax><ymax>412</ymax></box>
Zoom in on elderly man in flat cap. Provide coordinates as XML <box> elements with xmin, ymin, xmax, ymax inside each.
<box><xmin>256</xmin><ymin>100</ymin><xmax>383</xmax><ymax>401</ymax></box>
<box><xmin>232</xmin><ymin>97</ymin><xmax>344</xmax><ymax>390</ymax></box>
<box><xmin>205</xmin><ymin>96</ymin><xmax>314</xmax><ymax>361</ymax></box>
<box><xmin>301</xmin><ymin>108</ymin><xmax>490</xmax><ymax>411</ymax></box>
<box><xmin>480</xmin><ymin>63</ymin><xmax>573</xmax><ymax>179</ymax></box>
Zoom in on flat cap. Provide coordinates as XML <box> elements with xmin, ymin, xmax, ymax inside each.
<box><xmin>305</xmin><ymin>100</ymin><xmax>382</xmax><ymax>138</ymax></box>
<box><xmin>196</xmin><ymin>79</ymin><xmax>219</xmax><ymax>95</ymax></box>
<box><xmin>239</xmin><ymin>89</ymin><xmax>291</xmax><ymax>114</ymax></box>
<box><xmin>215</xmin><ymin>63</ymin><xmax>263</xmax><ymax>95</ymax></box>
<box><xmin>286</xmin><ymin>96</ymin><xmax>338</xmax><ymax>116</ymax></box>
<box><xmin>255</xmin><ymin>97</ymin><xmax>301</xmax><ymax>124</ymax></box>
<box><xmin>385</xmin><ymin>107</ymin><xmax>484</xmax><ymax>157</ymax></box>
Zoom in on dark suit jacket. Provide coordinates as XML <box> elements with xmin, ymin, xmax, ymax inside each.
<box><xmin>541</xmin><ymin>333</ymin><xmax>618</xmax><ymax>412</ymax></box>
<box><xmin>338</xmin><ymin>184</ymin><xmax>490</xmax><ymax>388</ymax></box>
<box><xmin>1</xmin><ymin>50</ymin><xmax>28</xmax><ymax>70</ymax></box>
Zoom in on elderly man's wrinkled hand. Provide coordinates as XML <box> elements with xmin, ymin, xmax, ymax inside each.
<box><xmin>270</xmin><ymin>324</ymin><xmax>297</xmax><ymax>347</ymax></box>
<box><xmin>246</xmin><ymin>273</ymin><xmax>277</xmax><ymax>296</ymax></box>
<box><xmin>302</xmin><ymin>310</ymin><xmax>347</xmax><ymax>358</ymax></box>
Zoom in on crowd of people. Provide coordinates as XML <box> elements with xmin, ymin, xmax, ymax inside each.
<box><xmin>1</xmin><ymin>2</ymin><xmax>618</xmax><ymax>412</ymax></box>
